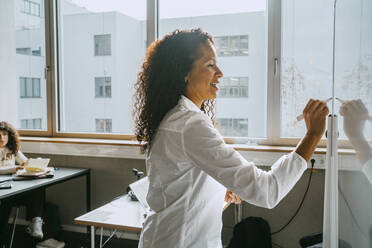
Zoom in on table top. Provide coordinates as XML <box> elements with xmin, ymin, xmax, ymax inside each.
<box><xmin>0</xmin><ymin>167</ymin><xmax>90</xmax><ymax>200</ymax></box>
<box><xmin>74</xmin><ymin>194</ymin><xmax>145</xmax><ymax>232</ymax></box>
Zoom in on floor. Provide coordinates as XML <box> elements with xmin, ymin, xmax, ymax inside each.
<box><xmin>2</xmin><ymin>224</ymin><xmax>139</xmax><ymax>248</ymax></box>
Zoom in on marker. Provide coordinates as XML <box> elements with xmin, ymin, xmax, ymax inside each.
<box><xmin>296</xmin><ymin>97</ymin><xmax>332</xmax><ymax>121</ymax></box>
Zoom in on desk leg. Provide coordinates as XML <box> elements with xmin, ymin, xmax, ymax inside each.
<box><xmin>91</xmin><ymin>226</ymin><xmax>95</xmax><ymax>248</ymax></box>
<box><xmin>86</xmin><ymin>171</ymin><xmax>91</xmax><ymax>211</ymax></box>
<box><xmin>100</xmin><ymin>227</ymin><xmax>103</xmax><ymax>248</ymax></box>
<box><xmin>86</xmin><ymin>172</ymin><xmax>91</xmax><ymax>237</ymax></box>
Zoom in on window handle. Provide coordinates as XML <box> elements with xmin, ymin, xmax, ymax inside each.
<box><xmin>44</xmin><ymin>66</ymin><xmax>50</xmax><ymax>80</ymax></box>
<box><xmin>274</xmin><ymin>58</ymin><xmax>279</xmax><ymax>76</ymax></box>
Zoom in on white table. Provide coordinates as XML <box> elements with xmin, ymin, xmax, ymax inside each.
<box><xmin>74</xmin><ymin>194</ymin><xmax>145</xmax><ymax>248</ymax></box>
<box><xmin>75</xmin><ymin>193</ymin><xmax>235</xmax><ymax>248</ymax></box>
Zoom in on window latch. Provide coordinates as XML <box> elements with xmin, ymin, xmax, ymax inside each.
<box><xmin>44</xmin><ymin>66</ymin><xmax>50</xmax><ymax>80</ymax></box>
<box><xmin>274</xmin><ymin>58</ymin><xmax>279</xmax><ymax>76</ymax></box>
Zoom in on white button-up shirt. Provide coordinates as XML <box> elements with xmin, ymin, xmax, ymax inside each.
<box><xmin>0</xmin><ymin>148</ymin><xmax>28</xmax><ymax>174</ymax></box>
<box><xmin>138</xmin><ymin>96</ymin><xmax>307</xmax><ymax>248</ymax></box>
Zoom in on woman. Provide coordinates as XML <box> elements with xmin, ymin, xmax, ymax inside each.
<box><xmin>0</xmin><ymin>121</ymin><xmax>45</xmax><ymax>246</ymax></box>
<box><xmin>133</xmin><ymin>29</ymin><xmax>328</xmax><ymax>248</ymax></box>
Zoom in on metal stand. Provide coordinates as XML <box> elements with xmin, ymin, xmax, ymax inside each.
<box><xmin>323</xmin><ymin>114</ymin><xmax>339</xmax><ymax>248</ymax></box>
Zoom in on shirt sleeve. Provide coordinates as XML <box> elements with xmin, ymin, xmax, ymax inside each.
<box><xmin>182</xmin><ymin>114</ymin><xmax>307</xmax><ymax>209</ymax></box>
<box><xmin>15</xmin><ymin>151</ymin><xmax>28</xmax><ymax>165</ymax></box>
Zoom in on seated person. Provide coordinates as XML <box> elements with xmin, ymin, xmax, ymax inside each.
<box><xmin>0</xmin><ymin>121</ymin><xmax>45</xmax><ymax>246</ymax></box>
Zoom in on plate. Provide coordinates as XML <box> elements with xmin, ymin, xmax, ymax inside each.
<box><xmin>16</xmin><ymin>168</ymin><xmax>49</xmax><ymax>177</ymax></box>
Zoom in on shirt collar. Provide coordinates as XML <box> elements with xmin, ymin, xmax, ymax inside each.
<box><xmin>179</xmin><ymin>95</ymin><xmax>202</xmax><ymax>112</ymax></box>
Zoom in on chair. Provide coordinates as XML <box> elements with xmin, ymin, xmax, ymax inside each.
<box><xmin>9</xmin><ymin>207</ymin><xmax>20</xmax><ymax>248</ymax></box>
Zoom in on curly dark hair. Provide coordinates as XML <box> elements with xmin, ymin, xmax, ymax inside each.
<box><xmin>0</xmin><ymin>121</ymin><xmax>21</xmax><ymax>154</ymax></box>
<box><xmin>133</xmin><ymin>28</ymin><xmax>216</xmax><ymax>152</ymax></box>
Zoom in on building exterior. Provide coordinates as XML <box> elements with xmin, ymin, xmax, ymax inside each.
<box><xmin>16</xmin><ymin>0</ymin><xmax>266</xmax><ymax>138</ymax></box>
<box><xmin>15</xmin><ymin>0</ymin><xmax>47</xmax><ymax>130</ymax></box>
<box><xmin>15</xmin><ymin>0</ymin><xmax>371</xmax><ymax>139</ymax></box>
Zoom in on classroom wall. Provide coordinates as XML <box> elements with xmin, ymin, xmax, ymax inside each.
<box><xmin>25</xmin><ymin>152</ymin><xmax>325</xmax><ymax>248</ymax></box>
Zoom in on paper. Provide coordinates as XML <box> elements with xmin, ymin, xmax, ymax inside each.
<box><xmin>28</xmin><ymin>158</ymin><xmax>50</xmax><ymax>170</ymax></box>
<box><xmin>129</xmin><ymin>177</ymin><xmax>150</xmax><ymax>210</ymax></box>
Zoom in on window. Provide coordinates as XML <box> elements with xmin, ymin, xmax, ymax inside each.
<box><xmin>159</xmin><ymin>1</ymin><xmax>266</xmax><ymax>139</ymax></box>
<box><xmin>57</xmin><ymin>1</ymin><xmax>146</xmax><ymax>134</ymax></box>
<box><xmin>94</xmin><ymin>34</ymin><xmax>111</xmax><ymax>56</ymax></box>
<box><xmin>9</xmin><ymin>0</ymin><xmax>370</xmax><ymax>146</ymax></box>
<box><xmin>21</xmin><ymin>118</ymin><xmax>42</xmax><ymax>130</ymax></box>
<box><xmin>214</xmin><ymin>35</ymin><xmax>249</xmax><ymax>56</ymax></box>
<box><xmin>23</xmin><ymin>0</ymin><xmax>41</xmax><ymax>16</ymax></box>
<box><xmin>16</xmin><ymin>47</ymin><xmax>41</xmax><ymax>56</ymax></box>
<box><xmin>9</xmin><ymin>0</ymin><xmax>48</xmax><ymax>132</ymax></box>
<box><xmin>95</xmin><ymin>77</ymin><xmax>112</xmax><ymax>98</ymax></box>
<box><xmin>95</xmin><ymin>119</ymin><xmax>112</xmax><ymax>133</ymax></box>
<box><xmin>218</xmin><ymin>77</ymin><xmax>249</xmax><ymax>98</ymax></box>
<box><xmin>20</xmin><ymin>77</ymin><xmax>41</xmax><ymax>98</ymax></box>
<box><xmin>32</xmin><ymin>47</ymin><xmax>41</xmax><ymax>56</ymax></box>
<box><xmin>216</xmin><ymin>118</ymin><xmax>248</xmax><ymax>137</ymax></box>
<box><xmin>16</xmin><ymin>47</ymin><xmax>31</xmax><ymax>55</ymax></box>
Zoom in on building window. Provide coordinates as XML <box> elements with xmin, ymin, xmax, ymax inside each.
<box><xmin>16</xmin><ymin>47</ymin><xmax>41</xmax><ymax>56</ymax></box>
<box><xmin>214</xmin><ymin>35</ymin><xmax>249</xmax><ymax>56</ymax></box>
<box><xmin>218</xmin><ymin>77</ymin><xmax>249</xmax><ymax>98</ymax></box>
<box><xmin>32</xmin><ymin>47</ymin><xmax>41</xmax><ymax>56</ymax></box>
<box><xmin>94</xmin><ymin>34</ymin><xmax>111</xmax><ymax>56</ymax></box>
<box><xmin>95</xmin><ymin>119</ymin><xmax>112</xmax><ymax>133</ymax></box>
<box><xmin>95</xmin><ymin>77</ymin><xmax>112</xmax><ymax>98</ymax></box>
<box><xmin>216</xmin><ymin>118</ymin><xmax>248</xmax><ymax>137</ymax></box>
<box><xmin>21</xmin><ymin>118</ymin><xmax>42</xmax><ymax>130</ymax></box>
<box><xmin>23</xmin><ymin>0</ymin><xmax>41</xmax><ymax>17</ymax></box>
<box><xmin>20</xmin><ymin>77</ymin><xmax>41</xmax><ymax>98</ymax></box>
<box><xmin>16</xmin><ymin>47</ymin><xmax>31</xmax><ymax>55</ymax></box>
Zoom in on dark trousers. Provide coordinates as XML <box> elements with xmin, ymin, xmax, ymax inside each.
<box><xmin>0</xmin><ymin>189</ymin><xmax>45</xmax><ymax>246</ymax></box>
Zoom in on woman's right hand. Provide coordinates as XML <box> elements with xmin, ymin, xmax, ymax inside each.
<box><xmin>302</xmin><ymin>99</ymin><xmax>329</xmax><ymax>138</ymax></box>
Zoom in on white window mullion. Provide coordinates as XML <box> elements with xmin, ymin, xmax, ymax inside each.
<box><xmin>147</xmin><ymin>0</ymin><xmax>158</xmax><ymax>44</ymax></box>
<box><xmin>265</xmin><ymin>0</ymin><xmax>282</xmax><ymax>145</ymax></box>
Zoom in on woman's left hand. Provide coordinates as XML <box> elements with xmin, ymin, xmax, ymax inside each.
<box><xmin>225</xmin><ymin>189</ymin><xmax>242</xmax><ymax>204</ymax></box>
<box><xmin>24</xmin><ymin>160</ymin><xmax>29</xmax><ymax>166</ymax></box>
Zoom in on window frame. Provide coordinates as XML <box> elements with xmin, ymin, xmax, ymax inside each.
<box><xmin>23</xmin><ymin>0</ymin><xmax>41</xmax><ymax>17</ymax></box>
<box><xmin>216</xmin><ymin>118</ymin><xmax>249</xmax><ymax>137</ymax></box>
<box><xmin>94</xmin><ymin>34</ymin><xmax>112</xmax><ymax>56</ymax></box>
<box><xmin>95</xmin><ymin>118</ymin><xmax>112</xmax><ymax>133</ymax></box>
<box><xmin>218</xmin><ymin>77</ymin><xmax>249</xmax><ymax>98</ymax></box>
<box><xmin>94</xmin><ymin>77</ymin><xmax>112</xmax><ymax>98</ymax></box>
<box><xmin>21</xmin><ymin>118</ymin><xmax>42</xmax><ymax>130</ymax></box>
<box><xmin>18</xmin><ymin>0</ymin><xmax>350</xmax><ymax>148</ymax></box>
<box><xmin>20</xmin><ymin>77</ymin><xmax>41</xmax><ymax>98</ymax></box>
<box><xmin>214</xmin><ymin>35</ymin><xmax>249</xmax><ymax>57</ymax></box>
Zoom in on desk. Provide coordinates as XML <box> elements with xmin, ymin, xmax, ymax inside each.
<box><xmin>0</xmin><ymin>167</ymin><xmax>91</xmax><ymax>208</ymax></box>
<box><xmin>74</xmin><ymin>195</ymin><xmax>144</xmax><ymax>248</ymax></box>
<box><xmin>0</xmin><ymin>167</ymin><xmax>91</xmax><ymax>237</ymax></box>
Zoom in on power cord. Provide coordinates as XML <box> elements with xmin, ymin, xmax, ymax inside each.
<box><xmin>271</xmin><ymin>158</ymin><xmax>316</xmax><ymax>235</ymax></box>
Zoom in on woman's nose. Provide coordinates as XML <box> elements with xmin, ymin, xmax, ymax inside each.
<box><xmin>216</xmin><ymin>66</ymin><xmax>223</xmax><ymax>78</ymax></box>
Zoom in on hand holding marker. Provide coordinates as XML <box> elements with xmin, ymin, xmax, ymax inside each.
<box><xmin>296</xmin><ymin>97</ymin><xmax>372</xmax><ymax>122</ymax></box>
<box><xmin>296</xmin><ymin>98</ymin><xmax>332</xmax><ymax>122</ymax></box>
